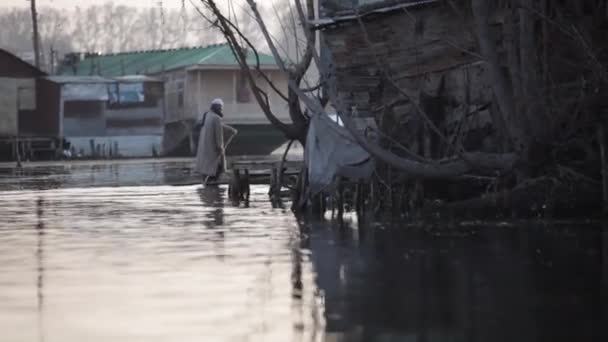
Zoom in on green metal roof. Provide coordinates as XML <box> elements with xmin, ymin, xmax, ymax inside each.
<box><xmin>60</xmin><ymin>43</ymin><xmax>278</xmax><ymax>77</ymax></box>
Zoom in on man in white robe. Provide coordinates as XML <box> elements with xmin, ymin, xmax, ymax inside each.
<box><xmin>194</xmin><ymin>98</ymin><xmax>237</xmax><ymax>182</ymax></box>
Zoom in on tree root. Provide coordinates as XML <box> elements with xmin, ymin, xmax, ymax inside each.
<box><xmin>427</xmin><ymin>176</ymin><xmax>602</xmax><ymax>219</ymax></box>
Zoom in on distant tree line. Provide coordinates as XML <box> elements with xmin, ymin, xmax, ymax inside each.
<box><xmin>0</xmin><ymin>3</ymin><xmax>223</xmax><ymax>72</ymax></box>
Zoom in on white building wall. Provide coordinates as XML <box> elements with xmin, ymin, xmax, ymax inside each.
<box><xmin>187</xmin><ymin>69</ymin><xmax>291</xmax><ymax>125</ymax></box>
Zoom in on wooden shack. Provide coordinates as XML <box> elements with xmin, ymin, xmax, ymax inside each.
<box><xmin>314</xmin><ymin>0</ymin><xmax>500</xmax><ymax>160</ymax></box>
<box><xmin>0</xmin><ymin>49</ymin><xmax>57</xmax><ymax>160</ymax></box>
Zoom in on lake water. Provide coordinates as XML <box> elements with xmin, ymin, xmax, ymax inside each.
<box><xmin>0</xmin><ymin>161</ymin><xmax>606</xmax><ymax>342</ymax></box>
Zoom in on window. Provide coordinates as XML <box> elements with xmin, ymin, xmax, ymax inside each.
<box><xmin>107</xmin><ymin>82</ymin><xmax>161</xmax><ymax>109</ymax></box>
<box><xmin>236</xmin><ymin>71</ymin><xmax>251</xmax><ymax>103</ymax></box>
<box><xmin>17</xmin><ymin>87</ymin><xmax>36</xmax><ymax>110</ymax></box>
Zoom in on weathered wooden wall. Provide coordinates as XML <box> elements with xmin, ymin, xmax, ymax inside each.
<box><xmin>0</xmin><ymin>50</ymin><xmax>55</xmax><ymax>139</ymax></box>
<box><xmin>25</xmin><ymin>78</ymin><xmax>61</xmax><ymax>137</ymax></box>
<box><xmin>0</xmin><ymin>78</ymin><xmax>37</xmax><ymax>137</ymax></box>
<box><xmin>321</xmin><ymin>2</ymin><xmax>500</xmax><ymax>157</ymax></box>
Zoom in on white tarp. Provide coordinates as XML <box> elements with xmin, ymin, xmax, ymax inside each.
<box><xmin>305</xmin><ymin>113</ymin><xmax>375</xmax><ymax>195</ymax></box>
<box><xmin>62</xmin><ymin>83</ymin><xmax>109</xmax><ymax>101</ymax></box>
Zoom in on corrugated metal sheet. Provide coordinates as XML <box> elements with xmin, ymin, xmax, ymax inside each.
<box><xmin>44</xmin><ymin>76</ymin><xmax>115</xmax><ymax>84</ymax></box>
<box><xmin>313</xmin><ymin>0</ymin><xmax>437</xmax><ymax>28</ymax></box>
<box><xmin>113</xmin><ymin>75</ymin><xmax>163</xmax><ymax>83</ymax></box>
<box><xmin>59</xmin><ymin>44</ymin><xmax>278</xmax><ymax>77</ymax></box>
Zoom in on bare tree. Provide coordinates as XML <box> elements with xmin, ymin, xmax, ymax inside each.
<box><xmin>71</xmin><ymin>6</ymin><xmax>104</xmax><ymax>53</ymax></box>
<box><xmin>0</xmin><ymin>8</ymin><xmax>36</xmax><ymax>52</ymax></box>
<box><xmin>197</xmin><ymin>0</ymin><xmax>317</xmax><ymax>143</ymax></box>
<box><xmin>1</xmin><ymin>4</ymin><xmax>227</xmax><ymax>58</ymax></box>
<box><xmin>201</xmin><ymin>0</ymin><xmax>516</xmax><ymax>178</ymax></box>
<box><xmin>38</xmin><ymin>7</ymin><xmax>70</xmax><ymax>72</ymax></box>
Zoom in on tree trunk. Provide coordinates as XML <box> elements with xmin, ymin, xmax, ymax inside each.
<box><xmin>471</xmin><ymin>0</ymin><xmax>533</xmax><ymax>181</ymax></box>
<box><xmin>504</xmin><ymin>4</ymin><xmax>521</xmax><ymax>104</ymax></box>
<box><xmin>472</xmin><ymin>0</ymin><xmax>527</xmax><ymax>153</ymax></box>
<box><xmin>519</xmin><ymin>0</ymin><xmax>544</xmax><ymax>137</ymax></box>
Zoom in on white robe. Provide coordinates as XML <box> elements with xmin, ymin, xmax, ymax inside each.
<box><xmin>194</xmin><ymin>111</ymin><xmax>236</xmax><ymax>176</ymax></box>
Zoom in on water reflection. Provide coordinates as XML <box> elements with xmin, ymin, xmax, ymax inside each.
<box><xmin>198</xmin><ymin>186</ymin><xmax>225</xmax><ymax>260</ymax></box>
<box><xmin>305</xmin><ymin>219</ymin><xmax>605</xmax><ymax>342</ymax></box>
<box><xmin>36</xmin><ymin>197</ymin><xmax>45</xmax><ymax>342</ymax></box>
<box><xmin>0</xmin><ymin>175</ymin><xmax>605</xmax><ymax>342</ymax></box>
<box><xmin>0</xmin><ymin>185</ymin><xmax>324</xmax><ymax>342</ymax></box>
<box><xmin>198</xmin><ymin>186</ymin><xmax>225</xmax><ymax>227</ymax></box>
<box><xmin>0</xmin><ymin>160</ymin><xmax>199</xmax><ymax>191</ymax></box>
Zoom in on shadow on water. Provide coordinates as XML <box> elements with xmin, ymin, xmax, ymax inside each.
<box><xmin>300</xmin><ymin>218</ymin><xmax>607</xmax><ymax>342</ymax></box>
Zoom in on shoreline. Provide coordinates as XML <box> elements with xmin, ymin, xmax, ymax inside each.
<box><xmin>0</xmin><ymin>157</ymin><xmax>194</xmax><ymax>169</ymax></box>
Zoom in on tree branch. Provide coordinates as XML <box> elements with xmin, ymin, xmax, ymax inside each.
<box><xmin>200</xmin><ymin>0</ymin><xmax>296</xmax><ymax>138</ymax></box>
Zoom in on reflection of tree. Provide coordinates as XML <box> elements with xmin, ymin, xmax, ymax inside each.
<box><xmin>290</xmin><ymin>221</ymin><xmax>326</xmax><ymax>342</ymax></box>
<box><xmin>306</xmin><ymin>222</ymin><xmax>604</xmax><ymax>342</ymax></box>
<box><xmin>290</xmin><ymin>223</ymin><xmax>305</xmax><ymax>341</ymax></box>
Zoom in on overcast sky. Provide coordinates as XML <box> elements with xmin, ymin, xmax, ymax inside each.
<box><xmin>1</xmin><ymin>0</ymin><xmax>186</xmax><ymax>9</ymax></box>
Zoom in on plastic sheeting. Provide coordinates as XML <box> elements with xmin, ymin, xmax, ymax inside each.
<box><xmin>108</xmin><ymin>83</ymin><xmax>145</xmax><ymax>104</ymax></box>
<box><xmin>305</xmin><ymin>113</ymin><xmax>374</xmax><ymax>195</ymax></box>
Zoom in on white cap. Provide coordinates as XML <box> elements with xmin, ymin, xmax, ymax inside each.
<box><xmin>211</xmin><ymin>98</ymin><xmax>224</xmax><ymax>107</ymax></box>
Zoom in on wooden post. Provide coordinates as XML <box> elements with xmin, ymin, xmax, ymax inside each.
<box><xmin>354</xmin><ymin>182</ymin><xmax>361</xmax><ymax>215</ymax></box>
<box><xmin>370</xmin><ymin>179</ymin><xmax>375</xmax><ymax>212</ymax></box>
<box><xmin>89</xmin><ymin>139</ymin><xmax>95</xmax><ymax>158</ymax></box>
<box><xmin>269</xmin><ymin>166</ymin><xmax>277</xmax><ymax>199</ymax></box>
<box><xmin>242</xmin><ymin>169</ymin><xmax>250</xmax><ymax>201</ymax></box>
<box><xmin>229</xmin><ymin>168</ymin><xmax>242</xmax><ymax>202</ymax></box>
<box><xmin>275</xmin><ymin>140</ymin><xmax>294</xmax><ymax>201</ymax></box>
<box><xmin>291</xmin><ymin>167</ymin><xmax>307</xmax><ymax>214</ymax></box>
<box><xmin>30</xmin><ymin>0</ymin><xmax>40</xmax><ymax>69</ymax></box>
<box><xmin>336</xmin><ymin>177</ymin><xmax>344</xmax><ymax>225</ymax></box>
<box><xmin>15</xmin><ymin>138</ymin><xmax>22</xmax><ymax>168</ymax></box>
